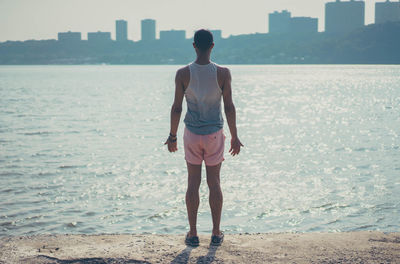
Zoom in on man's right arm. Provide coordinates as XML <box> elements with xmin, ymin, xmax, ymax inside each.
<box><xmin>222</xmin><ymin>68</ymin><xmax>243</xmax><ymax>156</ymax></box>
<box><xmin>165</xmin><ymin>68</ymin><xmax>185</xmax><ymax>152</ymax></box>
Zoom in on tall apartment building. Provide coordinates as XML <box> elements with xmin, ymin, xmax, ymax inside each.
<box><xmin>159</xmin><ymin>30</ymin><xmax>186</xmax><ymax>42</ymax></box>
<box><xmin>141</xmin><ymin>19</ymin><xmax>156</xmax><ymax>41</ymax></box>
<box><xmin>87</xmin><ymin>31</ymin><xmax>111</xmax><ymax>43</ymax></box>
<box><xmin>375</xmin><ymin>0</ymin><xmax>400</xmax><ymax>24</ymax></box>
<box><xmin>58</xmin><ymin>31</ymin><xmax>81</xmax><ymax>42</ymax></box>
<box><xmin>325</xmin><ymin>0</ymin><xmax>365</xmax><ymax>34</ymax></box>
<box><xmin>269</xmin><ymin>10</ymin><xmax>292</xmax><ymax>33</ymax></box>
<box><xmin>116</xmin><ymin>20</ymin><xmax>128</xmax><ymax>41</ymax></box>
<box><xmin>210</xmin><ymin>30</ymin><xmax>222</xmax><ymax>40</ymax></box>
<box><xmin>269</xmin><ymin>11</ymin><xmax>318</xmax><ymax>34</ymax></box>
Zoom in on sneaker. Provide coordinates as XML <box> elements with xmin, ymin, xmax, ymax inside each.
<box><xmin>185</xmin><ymin>233</ymin><xmax>199</xmax><ymax>247</ymax></box>
<box><xmin>210</xmin><ymin>231</ymin><xmax>224</xmax><ymax>246</ymax></box>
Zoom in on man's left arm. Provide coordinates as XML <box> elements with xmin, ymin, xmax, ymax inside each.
<box><xmin>165</xmin><ymin>69</ymin><xmax>185</xmax><ymax>152</ymax></box>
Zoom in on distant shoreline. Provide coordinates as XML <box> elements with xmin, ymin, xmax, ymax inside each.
<box><xmin>1</xmin><ymin>231</ymin><xmax>399</xmax><ymax>263</ymax></box>
<box><xmin>1</xmin><ymin>63</ymin><xmax>400</xmax><ymax>66</ymax></box>
<box><xmin>1</xmin><ymin>22</ymin><xmax>400</xmax><ymax>65</ymax></box>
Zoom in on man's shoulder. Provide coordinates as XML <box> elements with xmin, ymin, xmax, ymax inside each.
<box><xmin>215</xmin><ymin>64</ymin><xmax>231</xmax><ymax>79</ymax></box>
<box><xmin>215</xmin><ymin>63</ymin><xmax>229</xmax><ymax>71</ymax></box>
<box><xmin>176</xmin><ymin>65</ymin><xmax>190</xmax><ymax>78</ymax></box>
<box><xmin>176</xmin><ymin>65</ymin><xmax>190</xmax><ymax>84</ymax></box>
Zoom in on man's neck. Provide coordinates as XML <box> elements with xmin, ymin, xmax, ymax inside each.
<box><xmin>195</xmin><ymin>54</ymin><xmax>211</xmax><ymax>65</ymax></box>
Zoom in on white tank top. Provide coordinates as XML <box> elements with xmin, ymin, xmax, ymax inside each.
<box><xmin>183</xmin><ymin>61</ymin><xmax>224</xmax><ymax>135</ymax></box>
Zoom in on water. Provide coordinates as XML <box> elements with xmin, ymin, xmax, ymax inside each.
<box><xmin>0</xmin><ymin>65</ymin><xmax>399</xmax><ymax>237</ymax></box>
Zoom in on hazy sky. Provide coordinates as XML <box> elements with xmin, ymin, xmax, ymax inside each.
<box><xmin>0</xmin><ymin>0</ymin><xmax>380</xmax><ymax>41</ymax></box>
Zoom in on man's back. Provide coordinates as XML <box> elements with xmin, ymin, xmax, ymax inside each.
<box><xmin>178</xmin><ymin>63</ymin><xmax>230</xmax><ymax>94</ymax></box>
<box><xmin>182</xmin><ymin>61</ymin><xmax>225</xmax><ymax>135</ymax></box>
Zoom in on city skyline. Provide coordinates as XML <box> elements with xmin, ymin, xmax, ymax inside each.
<box><xmin>0</xmin><ymin>0</ymin><xmax>386</xmax><ymax>42</ymax></box>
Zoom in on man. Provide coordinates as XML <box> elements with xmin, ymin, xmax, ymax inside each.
<box><xmin>165</xmin><ymin>29</ymin><xmax>243</xmax><ymax>247</ymax></box>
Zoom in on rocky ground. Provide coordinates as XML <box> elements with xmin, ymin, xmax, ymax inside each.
<box><xmin>0</xmin><ymin>231</ymin><xmax>399</xmax><ymax>263</ymax></box>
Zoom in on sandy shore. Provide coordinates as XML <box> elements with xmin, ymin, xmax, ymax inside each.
<box><xmin>0</xmin><ymin>231</ymin><xmax>399</xmax><ymax>263</ymax></box>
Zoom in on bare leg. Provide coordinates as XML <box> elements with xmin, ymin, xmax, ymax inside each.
<box><xmin>206</xmin><ymin>162</ymin><xmax>223</xmax><ymax>236</ymax></box>
<box><xmin>186</xmin><ymin>162</ymin><xmax>202</xmax><ymax>237</ymax></box>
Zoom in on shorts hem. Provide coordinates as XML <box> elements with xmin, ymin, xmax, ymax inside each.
<box><xmin>204</xmin><ymin>158</ymin><xmax>225</xmax><ymax>167</ymax></box>
<box><xmin>184</xmin><ymin>158</ymin><xmax>203</xmax><ymax>166</ymax></box>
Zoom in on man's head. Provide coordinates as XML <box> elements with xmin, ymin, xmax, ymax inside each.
<box><xmin>193</xmin><ymin>29</ymin><xmax>214</xmax><ymax>53</ymax></box>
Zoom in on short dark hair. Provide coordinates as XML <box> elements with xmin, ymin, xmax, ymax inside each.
<box><xmin>194</xmin><ymin>29</ymin><xmax>213</xmax><ymax>52</ymax></box>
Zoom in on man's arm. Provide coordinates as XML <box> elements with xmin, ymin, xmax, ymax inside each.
<box><xmin>222</xmin><ymin>68</ymin><xmax>243</xmax><ymax>156</ymax></box>
<box><xmin>165</xmin><ymin>69</ymin><xmax>185</xmax><ymax>152</ymax></box>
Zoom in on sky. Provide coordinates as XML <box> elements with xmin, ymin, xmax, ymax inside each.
<box><xmin>0</xmin><ymin>0</ymin><xmax>380</xmax><ymax>42</ymax></box>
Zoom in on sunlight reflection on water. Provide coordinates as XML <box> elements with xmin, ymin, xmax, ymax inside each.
<box><xmin>0</xmin><ymin>65</ymin><xmax>399</xmax><ymax>236</ymax></box>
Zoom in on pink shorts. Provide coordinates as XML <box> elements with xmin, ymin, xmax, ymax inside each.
<box><xmin>183</xmin><ymin>126</ymin><xmax>226</xmax><ymax>166</ymax></box>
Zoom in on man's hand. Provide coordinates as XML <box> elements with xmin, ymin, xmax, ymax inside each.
<box><xmin>229</xmin><ymin>137</ymin><xmax>244</xmax><ymax>156</ymax></box>
<box><xmin>164</xmin><ymin>138</ymin><xmax>178</xmax><ymax>152</ymax></box>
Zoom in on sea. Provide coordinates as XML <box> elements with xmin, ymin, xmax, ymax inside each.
<box><xmin>0</xmin><ymin>65</ymin><xmax>399</xmax><ymax>237</ymax></box>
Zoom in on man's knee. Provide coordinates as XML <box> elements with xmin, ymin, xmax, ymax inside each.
<box><xmin>208</xmin><ymin>184</ymin><xmax>223</xmax><ymax>200</ymax></box>
<box><xmin>187</xmin><ymin>185</ymin><xmax>200</xmax><ymax>195</ymax></box>
<box><xmin>207</xmin><ymin>180</ymin><xmax>221</xmax><ymax>192</ymax></box>
<box><xmin>206</xmin><ymin>174</ymin><xmax>220</xmax><ymax>187</ymax></box>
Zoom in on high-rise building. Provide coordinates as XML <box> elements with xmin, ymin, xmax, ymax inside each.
<box><xmin>269</xmin><ymin>11</ymin><xmax>318</xmax><ymax>34</ymax></box>
<box><xmin>58</xmin><ymin>31</ymin><xmax>81</xmax><ymax>42</ymax></box>
<box><xmin>269</xmin><ymin>10</ymin><xmax>292</xmax><ymax>33</ymax></box>
<box><xmin>210</xmin><ymin>30</ymin><xmax>222</xmax><ymax>40</ymax></box>
<box><xmin>116</xmin><ymin>20</ymin><xmax>128</xmax><ymax>41</ymax></box>
<box><xmin>290</xmin><ymin>17</ymin><xmax>318</xmax><ymax>33</ymax></box>
<box><xmin>375</xmin><ymin>0</ymin><xmax>400</xmax><ymax>24</ymax></box>
<box><xmin>159</xmin><ymin>30</ymin><xmax>186</xmax><ymax>43</ymax></box>
<box><xmin>141</xmin><ymin>19</ymin><xmax>156</xmax><ymax>41</ymax></box>
<box><xmin>325</xmin><ymin>0</ymin><xmax>365</xmax><ymax>34</ymax></box>
<box><xmin>87</xmin><ymin>31</ymin><xmax>112</xmax><ymax>42</ymax></box>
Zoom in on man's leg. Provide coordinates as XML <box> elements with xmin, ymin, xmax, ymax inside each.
<box><xmin>206</xmin><ymin>163</ymin><xmax>223</xmax><ymax>236</ymax></box>
<box><xmin>186</xmin><ymin>162</ymin><xmax>202</xmax><ymax>237</ymax></box>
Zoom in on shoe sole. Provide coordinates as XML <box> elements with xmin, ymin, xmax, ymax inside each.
<box><xmin>185</xmin><ymin>242</ymin><xmax>199</xmax><ymax>247</ymax></box>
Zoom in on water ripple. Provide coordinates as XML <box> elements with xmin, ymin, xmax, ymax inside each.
<box><xmin>0</xmin><ymin>65</ymin><xmax>399</xmax><ymax>236</ymax></box>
